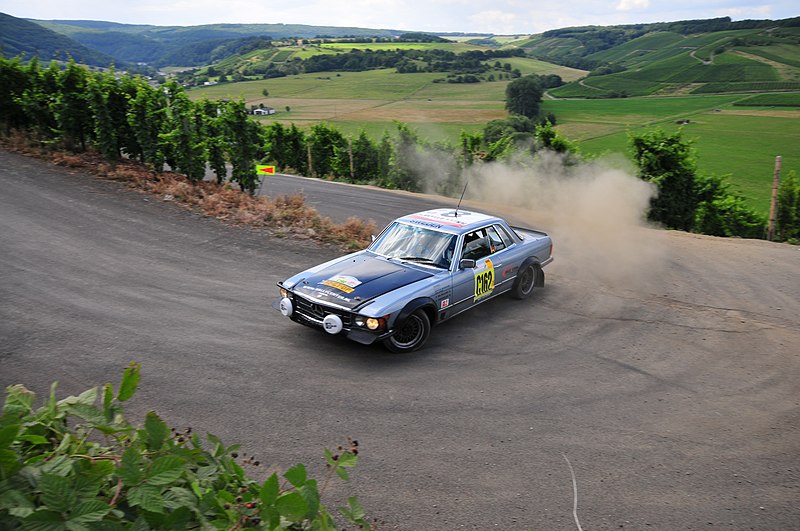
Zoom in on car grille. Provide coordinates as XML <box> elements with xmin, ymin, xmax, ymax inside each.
<box><xmin>293</xmin><ymin>295</ymin><xmax>353</xmax><ymax>329</ymax></box>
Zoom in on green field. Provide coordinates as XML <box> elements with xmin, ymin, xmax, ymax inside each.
<box><xmin>546</xmin><ymin>96</ymin><xmax>800</xmax><ymax>212</ymax></box>
<box><xmin>190</xmin><ymin>72</ymin><xmax>799</xmax><ymax>215</ymax></box>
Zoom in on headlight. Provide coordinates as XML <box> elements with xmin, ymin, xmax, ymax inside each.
<box><xmin>354</xmin><ymin>316</ymin><xmax>384</xmax><ymax>330</ymax></box>
<box><xmin>279</xmin><ymin>287</ymin><xmax>288</xmax><ymax>298</ymax></box>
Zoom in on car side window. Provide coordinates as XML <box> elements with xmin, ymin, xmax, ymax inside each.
<box><xmin>461</xmin><ymin>229</ymin><xmax>492</xmax><ymax>261</ymax></box>
<box><xmin>486</xmin><ymin>225</ymin><xmax>508</xmax><ymax>253</ymax></box>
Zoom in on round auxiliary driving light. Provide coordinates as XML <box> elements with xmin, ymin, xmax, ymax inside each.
<box><xmin>366</xmin><ymin>318</ymin><xmax>380</xmax><ymax>330</ymax></box>
<box><xmin>279</xmin><ymin>297</ymin><xmax>293</xmax><ymax>317</ymax></box>
<box><xmin>322</xmin><ymin>314</ymin><xmax>343</xmax><ymax>334</ymax></box>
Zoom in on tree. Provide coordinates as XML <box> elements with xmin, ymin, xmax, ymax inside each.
<box><xmin>87</xmin><ymin>72</ymin><xmax>119</xmax><ymax>164</ymax></box>
<box><xmin>776</xmin><ymin>170</ymin><xmax>800</xmax><ymax>242</ymax></box>
<box><xmin>54</xmin><ymin>60</ymin><xmax>92</xmax><ymax>151</ymax></box>
<box><xmin>505</xmin><ymin>75</ymin><xmax>543</xmax><ymax>119</ymax></box>
<box><xmin>221</xmin><ymin>100</ymin><xmax>263</xmax><ymax>195</ymax></box>
<box><xmin>693</xmin><ymin>173</ymin><xmax>766</xmax><ymax>238</ymax></box>
<box><xmin>308</xmin><ymin>122</ymin><xmax>346</xmax><ymax>178</ymax></box>
<box><xmin>388</xmin><ymin>122</ymin><xmax>422</xmax><ymax>191</ymax></box>
<box><xmin>127</xmin><ymin>79</ymin><xmax>167</xmax><ymax>171</ymax></box>
<box><xmin>483</xmin><ymin>115</ymin><xmax>534</xmax><ymax>145</ymax></box>
<box><xmin>349</xmin><ymin>130</ymin><xmax>380</xmax><ymax>183</ymax></box>
<box><xmin>535</xmin><ymin>122</ymin><xmax>577</xmax><ymax>155</ymax></box>
<box><xmin>629</xmin><ymin>129</ymin><xmax>699</xmax><ymax>231</ymax></box>
<box><xmin>261</xmin><ymin>88</ymin><xmax>269</xmax><ymax>97</ymax></box>
<box><xmin>197</xmin><ymin>99</ymin><xmax>228</xmax><ymax>184</ymax></box>
<box><xmin>0</xmin><ymin>57</ymin><xmax>31</xmax><ymax>134</ymax></box>
<box><xmin>265</xmin><ymin>122</ymin><xmax>307</xmax><ymax>175</ymax></box>
<box><xmin>160</xmin><ymin>82</ymin><xmax>206</xmax><ymax>182</ymax></box>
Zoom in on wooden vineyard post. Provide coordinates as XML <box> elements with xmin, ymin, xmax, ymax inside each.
<box><xmin>767</xmin><ymin>156</ymin><xmax>782</xmax><ymax>241</ymax></box>
<box><xmin>348</xmin><ymin>137</ymin><xmax>355</xmax><ymax>181</ymax></box>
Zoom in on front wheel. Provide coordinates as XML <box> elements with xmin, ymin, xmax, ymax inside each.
<box><xmin>383</xmin><ymin>309</ymin><xmax>431</xmax><ymax>353</ymax></box>
<box><xmin>511</xmin><ymin>263</ymin><xmax>539</xmax><ymax>299</ymax></box>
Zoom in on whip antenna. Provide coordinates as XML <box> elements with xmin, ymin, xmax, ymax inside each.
<box><xmin>455</xmin><ymin>179</ymin><xmax>469</xmax><ymax>217</ymax></box>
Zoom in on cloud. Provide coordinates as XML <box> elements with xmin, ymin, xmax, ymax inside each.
<box><xmin>616</xmin><ymin>0</ymin><xmax>651</xmax><ymax>12</ymax></box>
<box><xmin>467</xmin><ymin>10</ymin><xmax>520</xmax><ymax>34</ymax></box>
<box><xmin>1</xmin><ymin>0</ymin><xmax>797</xmax><ymax>35</ymax></box>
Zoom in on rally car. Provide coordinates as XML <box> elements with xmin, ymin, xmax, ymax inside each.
<box><xmin>275</xmin><ymin>208</ymin><xmax>553</xmax><ymax>353</ymax></box>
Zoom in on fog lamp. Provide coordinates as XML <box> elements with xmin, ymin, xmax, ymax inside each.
<box><xmin>366</xmin><ymin>318</ymin><xmax>380</xmax><ymax>330</ymax></box>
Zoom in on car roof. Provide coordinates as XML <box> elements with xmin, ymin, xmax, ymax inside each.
<box><xmin>397</xmin><ymin>208</ymin><xmax>502</xmax><ymax>235</ymax></box>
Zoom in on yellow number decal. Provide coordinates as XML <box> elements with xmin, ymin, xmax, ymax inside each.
<box><xmin>474</xmin><ymin>259</ymin><xmax>495</xmax><ymax>300</ymax></box>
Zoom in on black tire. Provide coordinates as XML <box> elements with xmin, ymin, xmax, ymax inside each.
<box><xmin>383</xmin><ymin>309</ymin><xmax>431</xmax><ymax>353</ymax></box>
<box><xmin>511</xmin><ymin>263</ymin><xmax>538</xmax><ymax>299</ymax></box>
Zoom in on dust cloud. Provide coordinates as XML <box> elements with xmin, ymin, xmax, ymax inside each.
<box><xmin>425</xmin><ymin>150</ymin><xmax>669</xmax><ymax>290</ymax></box>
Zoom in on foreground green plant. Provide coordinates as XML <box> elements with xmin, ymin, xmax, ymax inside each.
<box><xmin>0</xmin><ymin>363</ymin><xmax>373</xmax><ymax>529</ymax></box>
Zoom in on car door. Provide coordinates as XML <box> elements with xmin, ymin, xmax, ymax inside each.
<box><xmin>449</xmin><ymin>225</ymin><xmax>513</xmax><ymax>316</ymax></box>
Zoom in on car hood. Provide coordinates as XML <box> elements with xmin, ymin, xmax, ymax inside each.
<box><xmin>292</xmin><ymin>254</ymin><xmax>432</xmax><ymax>310</ymax></box>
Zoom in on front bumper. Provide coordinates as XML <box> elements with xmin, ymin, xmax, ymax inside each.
<box><xmin>272</xmin><ymin>294</ymin><xmax>391</xmax><ymax>345</ymax></box>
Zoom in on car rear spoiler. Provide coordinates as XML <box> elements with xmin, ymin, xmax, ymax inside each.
<box><xmin>510</xmin><ymin>225</ymin><xmax>549</xmax><ymax>241</ymax></box>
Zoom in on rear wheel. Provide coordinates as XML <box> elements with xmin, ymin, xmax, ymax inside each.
<box><xmin>511</xmin><ymin>263</ymin><xmax>538</xmax><ymax>299</ymax></box>
<box><xmin>383</xmin><ymin>309</ymin><xmax>431</xmax><ymax>353</ymax></box>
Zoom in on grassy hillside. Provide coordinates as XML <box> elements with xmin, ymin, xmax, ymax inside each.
<box><xmin>191</xmin><ymin>39</ymin><xmax>586</xmax><ymax>84</ymax></box>
<box><xmin>543</xmin><ymin>96</ymin><xmax>799</xmax><ymax>213</ymax></box>
<box><xmin>546</xmin><ymin>25</ymin><xmax>800</xmax><ymax>97</ymax></box>
<box><xmin>32</xmin><ymin>19</ymin><xmax>405</xmax><ymax>65</ymax></box>
<box><xmin>0</xmin><ymin>12</ymin><xmax>117</xmax><ymax>66</ymax></box>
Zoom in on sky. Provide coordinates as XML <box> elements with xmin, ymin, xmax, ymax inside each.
<box><xmin>1</xmin><ymin>0</ymin><xmax>797</xmax><ymax>35</ymax></box>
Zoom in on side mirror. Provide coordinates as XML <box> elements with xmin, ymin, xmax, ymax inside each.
<box><xmin>459</xmin><ymin>258</ymin><xmax>476</xmax><ymax>269</ymax></box>
<box><xmin>371</xmin><ymin>235</ymin><xmax>376</xmax><ymax>242</ymax></box>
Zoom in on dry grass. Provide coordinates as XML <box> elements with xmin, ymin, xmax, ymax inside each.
<box><xmin>1</xmin><ymin>135</ymin><xmax>376</xmax><ymax>250</ymax></box>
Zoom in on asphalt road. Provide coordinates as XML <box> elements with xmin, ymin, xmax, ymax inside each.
<box><xmin>2</xmin><ymin>150</ymin><xmax>799</xmax><ymax>530</ymax></box>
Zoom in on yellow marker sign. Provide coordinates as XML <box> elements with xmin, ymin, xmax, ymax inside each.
<box><xmin>256</xmin><ymin>165</ymin><xmax>276</xmax><ymax>175</ymax></box>
<box><xmin>474</xmin><ymin>259</ymin><xmax>494</xmax><ymax>300</ymax></box>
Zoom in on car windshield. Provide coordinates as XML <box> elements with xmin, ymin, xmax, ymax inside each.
<box><xmin>369</xmin><ymin>222</ymin><xmax>456</xmax><ymax>269</ymax></box>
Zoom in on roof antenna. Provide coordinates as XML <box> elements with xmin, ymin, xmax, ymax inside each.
<box><xmin>455</xmin><ymin>178</ymin><xmax>468</xmax><ymax>217</ymax></box>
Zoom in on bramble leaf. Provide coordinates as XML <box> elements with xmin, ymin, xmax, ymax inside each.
<box><xmin>0</xmin><ymin>424</ymin><xmax>21</xmax><ymax>448</ymax></box>
<box><xmin>120</xmin><ymin>447</ymin><xmax>143</xmax><ymax>484</ymax></box>
<box><xmin>340</xmin><ymin>495</ymin><xmax>366</xmax><ymax>522</ymax></box>
<box><xmin>128</xmin><ymin>484</ymin><xmax>164</xmax><ymax>514</ymax></box>
<box><xmin>17</xmin><ymin>434</ymin><xmax>48</xmax><ymax>445</ymax></box>
<box><xmin>65</xmin><ymin>403</ymin><xmax>106</xmax><ymax>425</ymax></box>
<box><xmin>284</xmin><ymin>463</ymin><xmax>307</xmax><ymax>488</ymax></box>
<box><xmin>58</xmin><ymin>387</ymin><xmax>97</xmax><ymax>409</ymax></box>
<box><xmin>39</xmin><ymin>473</ymin><xmax>76</xmax><ymax>513</ymax></box>
<box><xmin>275</xmin><ymin>491</ymin><xmax>308</xmax><ymax>521</ymax></box>
<box><xmin>68</xmin><ymin>500</ymin><xmax>110</xmax><ymax>524</ymax></box>
<box><xmin>299</xmin><ymin>479</ymin><xmax>320</xmax><ymax>519</ymax></box>
<box><xmin>337</xmin><ymin>452</ymin><xmax>358</xmax><ymax>468</ymax></box>
<box><xmin>146</xmin><ymin>456</ymin><xmax>184</xmax><ymax>486</ymax></box>
<box><xmin>260</xmin><ymin>473</ymin><xmax>279</xmax><ymax>505</ymax></box>
<box><xmin>21</xmin><ymin>509</ymin><xmax>64</xmax><ymax>531</ymax></box>
<box><xmin>117</xmin><ymin>363</ymin><xmax>140</xmax><ymax>402</ymax></box>
<box><xmin>143</xmin><ymin>412</ymin><xmax>168</xmax><ymax>451</ymax></box>
<box><xmin>102</xmin><ymin>383</ymin><xmax>114</xmax><ymax>421</ymax></box>
<box><xmin>0</xmin><ymin>448</ymin><xmax>21</xmax><ymax>477</ymax></box>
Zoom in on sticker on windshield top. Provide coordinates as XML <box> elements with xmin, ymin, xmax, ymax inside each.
<box><xmin>474</xmin><ymin>259</ymin><xmax>494</xmax><ymax>301</ymax></box>
<box><xmin>321</xmin><ymin>275</ymin><xmax>362</xmax><ymax>294</ymax></box>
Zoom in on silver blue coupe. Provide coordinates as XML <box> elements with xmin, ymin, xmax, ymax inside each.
<box><xmin>276</xmin><ymin>208</ymin><xmax>553</xmax><ymax>352</ymax></box>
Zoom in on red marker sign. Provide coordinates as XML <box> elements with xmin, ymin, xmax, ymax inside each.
<box><xmin>256</xmin><ymin>165</ymin><xmax>276</xmax><ymax>175</ymax></box>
